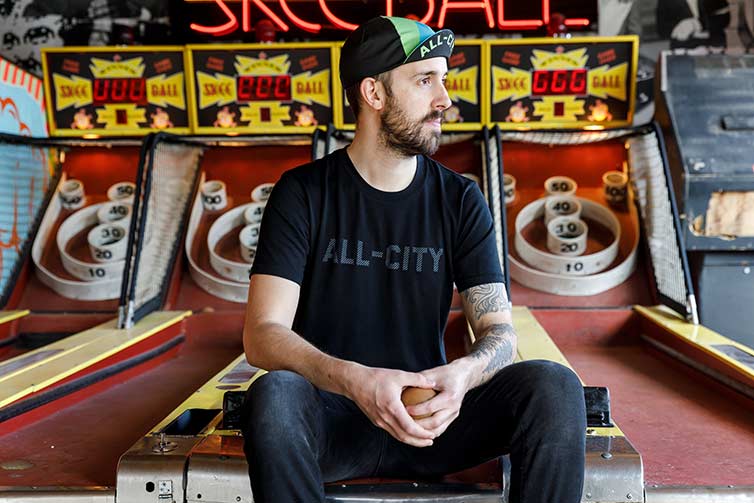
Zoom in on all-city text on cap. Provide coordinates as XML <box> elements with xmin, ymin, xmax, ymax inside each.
<box><xmin>339</xmin><ymin>16</ymin><xmax>455</xmax><ymax>89</ymax></box>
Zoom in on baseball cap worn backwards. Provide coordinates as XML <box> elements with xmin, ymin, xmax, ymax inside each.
<box><xmin>339</xmin><ymin>16</ymin><xmax>455</xmax><ymax>89</ymax></box>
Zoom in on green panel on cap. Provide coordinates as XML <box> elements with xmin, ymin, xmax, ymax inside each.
<box><xmin>385</xmin><ymin>16</ymin><xmax>421</xmax><ymax>58</ymax></box>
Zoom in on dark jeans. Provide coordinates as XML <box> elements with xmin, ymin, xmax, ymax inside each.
<box><xmin>241</xmin><ymin>360</ymin><xmax>586</xmax><ymax>503</ymax></box>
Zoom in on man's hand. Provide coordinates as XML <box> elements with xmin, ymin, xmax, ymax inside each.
<box><xmin>346</xmin><ymin>365</ymin><xmax>437</xmax><ymax>447</ymax></box>
<box><xmin>405</xmin><ymin>360</ymin><xmax>473</xmax><ymax>439</ymax></box>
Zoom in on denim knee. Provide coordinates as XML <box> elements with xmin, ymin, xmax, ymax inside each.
<box><xmin>241</xmin><ymin>370</ymin><xmax>318</xmax><ymax>447</ymax></box>
<box><xmin>518</xmin><ymin>360</ymin><xmax>586</xmax><ymax>431</ymax></box>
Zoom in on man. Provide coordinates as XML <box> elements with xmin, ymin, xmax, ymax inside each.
<box><xmin>241</xmin><ymin>16</ymin><xmax>586</xmax><ymax>503</ymax></box>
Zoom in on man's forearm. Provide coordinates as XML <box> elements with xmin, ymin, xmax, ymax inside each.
<box><xmin>245</xmin><ymin>322</ymin><xmax>359</xmax><ymax>397</ymax></box>
<box><xmin>463</xmin><ymin>322</ymin><xmax>517</xmax><ymax>389</ymax></box>
<box><xmin>458</xmin><ymin>283</ymin><xmax>518</xmax><ymax>389</ymax></box>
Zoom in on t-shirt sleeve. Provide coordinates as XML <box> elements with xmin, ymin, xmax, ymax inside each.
<box><xmin>453</xmin><ymin>183</ymin><xmax>504</xmax><ymax>292</ymax></box>
<box><xmin>249</xmin><ymin>172</ymin><xmax>310</xmax><ymax>285</ymax></box>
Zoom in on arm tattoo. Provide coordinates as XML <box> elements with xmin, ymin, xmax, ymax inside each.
<box><xmin>462</xmin><ymin>283</ymin><xmax>511</xmax><ymax>320</ymax></box>
<box><xmin>469</xmin><ymin>323</ymin><xmax>517</xmax><ymax>381</ymax></box>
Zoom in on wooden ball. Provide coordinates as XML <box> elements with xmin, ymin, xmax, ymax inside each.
<box><xmin>401</xmin><ymin>387</ymin><xmax>437</xmax><ymax>420</ymax></box>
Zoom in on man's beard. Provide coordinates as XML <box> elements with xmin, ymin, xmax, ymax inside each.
<box><xmin>379</xmin><ymin>94</ymin><xmax>442</xmax><ymax>157</ymax></box>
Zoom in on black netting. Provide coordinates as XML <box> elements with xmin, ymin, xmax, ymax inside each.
<box><xmin>0</xmin><ymin>135</ymin><xmax>62</xmax><ymax>308</ymax></box>
<box><xmin>627</xmin><ymin>125</ymin><xmax>697</xmax><ymax>321</ymax></box>
<box><xmin>120</xmin><ymin>134</ymin><xmax>203</xmax><ymax>327</ymax></box>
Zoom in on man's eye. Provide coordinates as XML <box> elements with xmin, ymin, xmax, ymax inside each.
<box><xmin>421</xmin><ymin>77</ymin><xmax>431</xmax><ymax>85</ymax></box>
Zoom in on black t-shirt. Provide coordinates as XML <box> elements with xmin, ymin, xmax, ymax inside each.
<box><xmin>250</xmin><ymin>148</ymin><xmax>503</xmax><ymax>372</ymax></box>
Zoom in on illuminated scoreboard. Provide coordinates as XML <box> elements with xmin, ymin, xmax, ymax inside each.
<box><xmin>42</xmin><ymin>47</ymin><xmax>190</xmax><ymax>136</ymax></box>
<box><xmin>186</xmin><ymin>43</ymin><xmax>334</xmax><ymax>134</ymax></box>
<box><xmin>336</xmin><ymin>40</ymin><xmax>485</xmax><ymax>131</ymax></box>
<box><xmin>489</xmin><ymin>36</ymin><xmax>638</xmax><ymax>129</ymax></box>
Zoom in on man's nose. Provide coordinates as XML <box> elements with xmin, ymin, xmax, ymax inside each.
<box><xmin>435</xmin><ymin>82</ymin><xmax>452</xmax><ymax>111</ymax></box>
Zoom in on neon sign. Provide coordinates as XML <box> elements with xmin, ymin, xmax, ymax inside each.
<box><xmin>188</xmin><ymin>0</ymin><xmax>591</xmax><ymax>36</ymax></box>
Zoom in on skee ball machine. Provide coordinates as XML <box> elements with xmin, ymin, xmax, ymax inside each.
<box><xmin>0</xmin><ymin>45</ymin><xmax>195</xmax><ymax>433</ymax></box>
<box><xmin>0</xmin><ymin>47</ymin><xmax>240</xmax><ymax>496</ymax></box>
<box><xmin>491</xmin><ymin>36</ymin><xmax>754</xmax><ymax>500</ymax></box>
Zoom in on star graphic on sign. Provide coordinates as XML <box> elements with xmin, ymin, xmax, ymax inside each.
<box><xmin>556</xmin><ymin>46</ymin><xmax>564</xmax><ymax>53</ymax></box>
<box><xmin>259</xmin><ymin>52</ymin><xmax>267</xmax><ymax>60</ymax></box>
<box><xmin>113</xmin><ymin>54</ymin><xmax>122</xmax><ymax>61</ymax></box>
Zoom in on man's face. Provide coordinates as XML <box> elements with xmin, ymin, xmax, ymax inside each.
<box><xmin>378</xmin><ymin>57</ymin><xmax>451</xmax><ymax>157</ymax></box>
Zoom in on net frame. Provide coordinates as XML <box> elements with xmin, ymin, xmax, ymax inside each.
<box><xmin>488</xmin><ymin>126</ymin><xmax>512</xmax><ymax>300</ymax></box>
<box><xmin>0</xmin><ymin>134</ymin><xmax>63</xmax><ymax>309</ymax></box>
<box><xmin>119</xmin><ymin>133</ymin><xmax>204</xmax><ymax>328</ymax></box>
<box><xmin>311</xmin><ymin>124</ymin><xmax>336</xmax><ymax>160</ymax></box>
<box><xmin>630</xmin><ymin>122</ymin><xmax>698</xmax><ymax>322</ymax></box>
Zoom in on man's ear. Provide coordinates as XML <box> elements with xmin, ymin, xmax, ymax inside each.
<box><xmin>360</xmin><ymin>77</ymin><xmax>387</xmax><ymax>112</ymax></box>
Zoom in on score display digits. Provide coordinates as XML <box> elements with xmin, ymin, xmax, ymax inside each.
<box><xmin>236</xmin><ymin>75</ymin><xmax>292</xmax><ymax>102</ymax></box>
<box><xmin>92</xmin><ymin>78</ymin><xmax>148</xmax><ymax>105</ymax></box>
<box><xmin>531</xmin><ymin>69</ymin><xmax>587</xmax><ymax>96</ymax></box>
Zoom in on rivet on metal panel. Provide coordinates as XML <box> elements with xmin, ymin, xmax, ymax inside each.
<box><xmin>626</xmin><ymin>493</ymin><xmax>632</xmax><ymax>499</ymax></box>
<box><xmin>601</xmin><ymin>452</ymin><xmax>613</xmax><ymax>459</ymax></box>
<box><xmin>158</xmin><ymin>480</ymin><xmax>172</xmax><ymax>496</ymax></box>
<box><xmin>585</xmin><ymin>492</ymin><xmax>592</xmax><ymax>499</ymax></box>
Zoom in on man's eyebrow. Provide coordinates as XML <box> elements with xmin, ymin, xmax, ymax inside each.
<box><xmin>411</xmin><ymin>71</ymin><xmax>449</xmax><ymax>78</ymax></box>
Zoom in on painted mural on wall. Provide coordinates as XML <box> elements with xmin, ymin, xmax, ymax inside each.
<box><xmin>0</xmin><ymin>57</ymin><xmax>47</xmax><ymax>135</ymax></box>
<box><xmin>0</xmin><ymin>0</ymin><xmax>171</xmax><ymax>78</ymax></box>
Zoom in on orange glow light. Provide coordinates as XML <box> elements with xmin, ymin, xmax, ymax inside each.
<box><xmin>248</xmin><ymin>0</ymin><xmax>289</xmax><ymax>32</ymax></box>
<box><xmin>279</xmin><ymin>0</ymin><xmax>322</xmax><ymax>32</ymax></box>
<box><xmin>190</xmin><ymin>0</ymin><xmax>238</xmax><ymax>35</ymax></box>
<box><xmin>318</xmin><ymin>0</ymin><xmax>358</xmax><ymax>30</ymax></box>
<box><xmin>438</xmin><ymin>0</ymin><xmax>494</xmax><ymax>29</ymax></box>
<box><xmin>497</xmin><ymin>0</ymin><xmax>542</xmax><ymax>29</ymax></box>
<box><xmin>419</xmin><ymin>0</ymin><xmax>436</xmax><ymax>24</ymax></box>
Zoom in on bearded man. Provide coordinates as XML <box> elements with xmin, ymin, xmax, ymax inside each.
<box><xmin>240</xmin><ymin>16</ymin><xmax>586</xmax><ymax>503</ymax></box>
